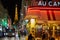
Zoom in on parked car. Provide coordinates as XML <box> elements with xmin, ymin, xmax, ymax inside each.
<box><xmin>4</xmin><ymin>28</ymin><xmax>15</xmax><ymax>37</ymax></box>
<box><xmin>0</xmin><ymin>31</ymin><xmax>4</xmax><ymax>37</ymax></box>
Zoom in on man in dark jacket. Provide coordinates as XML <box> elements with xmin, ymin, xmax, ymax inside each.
<box><xmin>1</xmin><ymin>0</ymin><xmax>22</xmax><ymax>24</ymax></box>
<box><xmin>28</xmin><ymin>34</ymin><xmax>35</xmax><ymax>40</ymax></box>
<box><xmin>49</xmin><ymin>36</ymin><xmax>55</xmax><ymax>40</ymax></box>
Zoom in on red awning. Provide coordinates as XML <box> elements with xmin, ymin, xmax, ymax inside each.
<box><xmin>28</xmin><ymin>6</ymin><xmax>60</xmax><ymax>10</ymax></box>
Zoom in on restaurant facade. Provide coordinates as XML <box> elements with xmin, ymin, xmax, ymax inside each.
<box><xmin>24</xmin><ymin>0</ymin><xmax>60</xmax><ymax>37</ymax></box>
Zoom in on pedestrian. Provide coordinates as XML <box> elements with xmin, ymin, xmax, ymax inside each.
<box><xmin>28</xmin><ymin>34</ymin><xmax>35</xmax><ymax>40</ymax></box>
<box><xmin>49</xmin><ymin>36</ymin><xmax>55</xmax><ymax>40</ymax></box>
<box><xmin>15</xmin><ymin>31</ymin><xmax>19</xmax><ymax>40</ymax></box>
<box><xmin>42</xmin><ymin>32</ymin><xmax>46</xmax><ymax>40</ymax></box>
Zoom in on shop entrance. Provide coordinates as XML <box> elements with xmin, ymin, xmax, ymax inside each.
<box><xmin>47</xmin><ymin>24</ymin><xmax>60</xmax><ymax>37</ymax></box>
<box><xmin>35</xmin><ymin>23</ymin><xmax>60</xmax><ymax>38</ymax></box>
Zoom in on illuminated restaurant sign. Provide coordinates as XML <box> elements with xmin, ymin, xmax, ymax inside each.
<box><xmin>38</xmin><ymin>1</ymin><xmax>60</xmax><ymax>6</ymax></box>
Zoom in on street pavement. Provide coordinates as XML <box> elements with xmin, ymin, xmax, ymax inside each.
<box><xmin>0</xmin><ymin>37</ymin><xmax>15</xmax><ymax>40</ymax></box>
<box><xmin>0</xmin><ymin>36</ymin><xmax>60</xmax><ymax>40</ymax></box>
<box><xmin>0</xmin><ymin>36</ymin><xmax>26</xmax><ymax>40</ymax></box>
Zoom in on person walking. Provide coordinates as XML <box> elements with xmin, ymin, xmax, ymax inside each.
<box><xmin>15</xmin><ymin>31</ymin><xmax>19</xmax><ymax>40</ymax></box>
<box><xmin>49</xmin><ymin>36</ymin><xmax>55</xmax><ymax>40</ymax></box>
<box><xmin>28</xmin><ymin>34</ymin><xmax>35</xmax><ymax>40</ymax></box>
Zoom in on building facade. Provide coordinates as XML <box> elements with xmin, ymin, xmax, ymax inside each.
<box><xmin>25</xmin><ymin>0</ymin><xmax>60</xmax><ymax>24</ymax></box>
<box><xmin>24</xmin><ymin>0</ymin><xmax>60</xmax><ymax>38</ymax></box>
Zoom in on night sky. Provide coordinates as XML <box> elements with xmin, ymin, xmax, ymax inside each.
<box><xmin>1</xmin><ymin>0</ymin><xmax>22</xmax><ymax>24</ymax></box>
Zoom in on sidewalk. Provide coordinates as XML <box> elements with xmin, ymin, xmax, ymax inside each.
<box><xmin>20</xmin><ymin>36</ymin><xmax>27</xmax><ymax>40</ymax></box>
<box><xmin>35</xmin><ymin>38</ymin><xmax>42</xmax><ymax>40</ymax></box>
<box><xmin>20</xmin><ymin>35</ymin><xmax>60</xmax><ymax>40</ymax></box>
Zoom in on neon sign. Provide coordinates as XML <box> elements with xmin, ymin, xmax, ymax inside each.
<box><xmin>38</xmin><ymin>1</ymin><xmax>60</xmax><ymax>6</ymax></box>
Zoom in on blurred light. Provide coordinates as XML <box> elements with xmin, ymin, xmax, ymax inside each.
<box><xmin>2</xmin><ymin>19</ymin><xmax>4</xmax><ymax>22</ymax></box>
<box><xmin>57</xmin><ymin>26</ymin><xmax>59</xmax><ymax>29</ymax></box>
<box><xmin>25</xmin><ymin>20</ymin><xmax>29</xmax><ymax>22</ymax></box>
<box><xmin>0</xmin><ymin>25</ymin><xmax>2</xmax><ymax>31</ymax></box>
<box><xmin>2</xmin><ymin>19</ymin><xmax>8</xmax><ymax>27</ymax></box>
<box><xmin>21</xmin><ymin>13</ymin><xmax>23</xmax><ymax>16</ymax></box>
<box><xmin>48</xmin><ymin>27</ymin><xmax>49</xmax><ymax>29</ymax></box>
<box><xmin>14</xmin><ymin>5</ymin><xmax>18</xmax><ymax>21</ymax></box>
<box><xmin>30</xmin><ymin>19</ymin><xmax>36</xmax><ymax>28</ymax></box>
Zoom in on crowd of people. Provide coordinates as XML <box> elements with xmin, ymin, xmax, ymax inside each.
<box><xmin>14</xmin><ymin>25</ymin><xmax>56</xmax><ymax>40</ymax></box>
